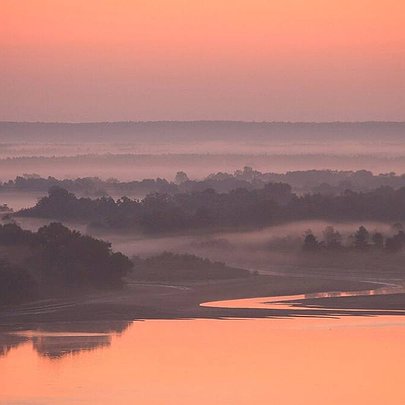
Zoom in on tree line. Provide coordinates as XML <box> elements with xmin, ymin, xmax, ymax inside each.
<box><xmin>2</xmin><ymin>167</ymin><xmax>405</xmax><ymax>197</ymax></box>
<box><xmin>17</xmin><ymin>184</ymin><xmax>405</xmax><ymax>234</ymax></box>
<box><xmin>303</xmin><ymin>225</ymin><xmax>405</xmax><ymax>253</ymax></box>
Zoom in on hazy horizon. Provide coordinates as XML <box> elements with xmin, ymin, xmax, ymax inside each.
<box><xmin>2</xmin><ymin>120</ymin><xmax>405</xmax><ymax>124</ymax></box>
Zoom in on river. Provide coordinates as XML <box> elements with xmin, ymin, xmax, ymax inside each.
<box><xmin>1</xmin><ymin>288</ymin><xmax>405</xmax><ymax>405</ymax></box>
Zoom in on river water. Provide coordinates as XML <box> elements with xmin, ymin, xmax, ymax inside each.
<box><xmin>1</xmin><ymin>289</ymin><xmax>405</xmax><ymax>405</ymax></box>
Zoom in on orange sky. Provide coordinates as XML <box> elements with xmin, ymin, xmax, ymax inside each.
<box><xmin>1</xmin><ymin>1</ymin><xmax>404</xmax><ymax>121</ymax></box>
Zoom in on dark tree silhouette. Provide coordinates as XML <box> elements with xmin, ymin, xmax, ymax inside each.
<box><xmin>385</xmin><ymin>231</ymin><xmax>405</xmax><ymax>252</ymax></box>
<box><xmin>0</xmin><ymin>223</ymin><xmax>133</xmax><ymax>298</ymax></box>
<box><xmin>174</xmin><ymin>171</ymin><xmax>189</xmax><ymax>185</ymax></box>
<box><xmin>323</xmin><ymin>226</ymin><xmax>342</xmax><ymax>249</ymax></box>
<box><xmin>0</xmin><ymin>259</ymin><xmax>37</xmax><ymax>305</ymax></box>
<box><xmin>371</xmin><ymin>232</ymin><xmax>384</xmax><ymax>249</ymax></box>
<box><xmin>303</xmin><ymin>233</ymin><xmax>320</xmax><ymax>252</ymax></box>
<box><xmin>17</xmin><ymin>185</ymin><xmax>405</xmax><ymax>234</ymax></box>
<box><xmin>353</xmin><ymin>226</ymin><xmax>369</xmax><ymax>250</ymax></box>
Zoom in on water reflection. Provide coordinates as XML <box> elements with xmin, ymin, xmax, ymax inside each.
<box><xmin>303</xmin><ymin>285</ymin><xmax>405</xmax><ymax>300</ymax></box>
<box><xmin>0</xmin><ymin>321</ymin><xmax>130</xmax><ymax>359</ymax></box>
<box><xmin>1</xmin><ymin>318</ymin><xmax>405</xmax><ymax>405</ymax></box>
<box><xmin>2</xmin><ymin>284</ymin><xmax>405</xmax><ymax>361</ymax></box>
<box><xmin>2</xmin><ymin>284</ymin><xmax>405</xmax><ymax>362</ymax></box>
<box><xmin>32</xmin><ymin>335</ymin><xmax>111</xmax><ymax>359</ymax></box>
<box><xmin>0</xmin><ymin>333</ymin><xmax>29</xmax><ymax>357</ymax></box>
<box><xmin>201</xmin><ymin>283</ymin><xmax>405</xmax><ymax>314</ymax></box>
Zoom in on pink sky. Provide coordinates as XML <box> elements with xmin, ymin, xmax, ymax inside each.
<box><xmin>1</xmin><ymin>1</ymin><xmax>404</xmax><ymax>122</ymax></box>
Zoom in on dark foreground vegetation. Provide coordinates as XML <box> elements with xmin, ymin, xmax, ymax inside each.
<box><xmin>0</xmin><ymin>259</ymin><xmax>37</xmax><ymax>305</ymax></box>
<box><xmin>0</xmin><ymin>223</ymin><xmax>132</xmax><ymax>306</ymax></box>
<box><xmin>18</xmin><ymin>183</ymin><xmax>405</xmax><ymax>234</ymax></box>
<box><xmin>0</xmin><ymin>223</ymin><xmax>253</xmax><ymax>307</ymax></box>
<box><xmin>132</xmin><ymin>252</ymin><xmax>253</xmax><ymax>281</ymax></box>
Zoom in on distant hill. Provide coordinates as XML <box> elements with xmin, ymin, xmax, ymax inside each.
<box><xmin>1</xmin><ymin>121</ymin><xmax>404</xmax><ymax>143</ymax></box>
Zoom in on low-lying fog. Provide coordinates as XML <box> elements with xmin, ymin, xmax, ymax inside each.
<box><xmin>1</xmin><ymin>121</ymin><xmax>405</xmax><ymax>181</ymax></box>
<box><xmin>2</xmin><ymin>122</ymin><xmax>405</xmax><ymax>277</ymax></box>
<box><xmin>2</xmin><ymin>139</ymin><xmax>405</xmax><ymax>158</ymax></box>
<box><xmin>12</xmin><ymin>216</ymin><xmax>399</xmax><ymax>274</ymax></box>
<box><xmin>0</xmin><ymin>191</ymin><xmax>44</xmax><ymax>211</ymax></box>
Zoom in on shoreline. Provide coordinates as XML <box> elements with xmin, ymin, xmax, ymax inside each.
<box><xmin>1</xmin><ymin>273</ymin><xmax>404</xmax><ymax>330</ymax></box>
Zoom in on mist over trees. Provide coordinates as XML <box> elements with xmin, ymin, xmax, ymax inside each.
<box><xmin>303</xmin><ymin>225</ymin><xmax>405</xmax><ymax>253</ymax></box>
<box><xmin>3</xmin><ymin>167</ymin><xmax>405</xmax><ymax>197</ymax></box>
<box><xmin>0</xmin><ymin>221</ymin><xmax>255</xmax><ymax>306</ymax></box>
<box><xmin>132</xmin><ymin>252</ymin><xmax>252</xmax><ymax>281</ymax></box>
<box><xmin>17</xmin><ymin>183</ymin><xmax>405</xmax><ymax>234</ymax></box>
<box><xmin>0</xmin><ymin>174</ymin><xmax>177</xmax><ymax>198</ymax></box>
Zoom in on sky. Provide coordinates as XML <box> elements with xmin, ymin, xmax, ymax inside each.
<box><xmin>1</xmin><ymin>0</ymin><xmax>404</xmax><ymax>122</ymax></box>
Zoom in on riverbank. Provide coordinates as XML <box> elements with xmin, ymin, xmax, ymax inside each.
<box><xmin>2</xmin><ymin>272</ymin><xmax>404</xmax><ymax>329</ymax></box>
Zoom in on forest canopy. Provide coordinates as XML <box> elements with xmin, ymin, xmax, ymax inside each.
<box><xmin>2</xmin><ymin>168</ymin><xmax>405</xmax><ymax>197</ymax></box>
<box><xmin>17</xmin><ymin>184</ymin><xmax>405</xmax><ymax>234</ymax></box>
<box><xmin>0</xmin><ymin>222</ymin><xmax>133</xmax><ymax>305</ymax></box>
